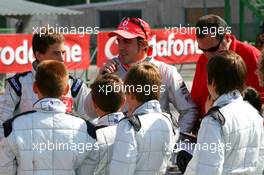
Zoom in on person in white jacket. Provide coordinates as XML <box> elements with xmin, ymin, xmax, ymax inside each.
<box><xmin>84</xmin><ymin>17</ymin><xmax>198</xmax><ymax>133</ymax></box>
<box><xmin>82</xmin><ymin>73</ymin><xmax>126</xmax><ymax>175</ymax></box>
<box><xmin>109</xmin><ymin>62</ymin><xmax>178</xmax><ymax>175</ymax></box>
<box><xmin>0</xmin><ymin>30</ymin><xmax>89</xmax><ymax>140</ymax></box>
<box><xmin>0</xmin><ymin>60</ymin><xmax>98</xmax><ymax>175</ymax></box>
<box><xmin>185</xmin><ymin>50</ymin><xmax>264</xmax><ymax>175</ymax></box>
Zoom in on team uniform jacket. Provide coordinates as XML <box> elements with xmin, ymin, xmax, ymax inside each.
<box><xmin>0</xmin><ymin>62</ymin><xmax>89</xmax><ymax>139</ymax></box>
<box><xmin>185</xmin><ymin>90</ymin><xmax>264</xmax><ymax>175</ymax></box>
<box><xmin>109</xmin><ymin>100</ymin><xmax>178</xmax><ymax>175</ymax></box>
<box><xmin>79</xmin><ymin>112</ymin><xmax>125</xmax><ymax>175</ymax></box>
<box><xmin>85</xmin><ymin>57</ymin><xmax>198</xmax><ymax>133</ymax></box>
<box><xmin>0</xmin><ymin>98</ymin><xmax>97</xmax><ymax>175</ymax></box>
<box><xmin>191</xmin><ymin>35</ymin><xmax>264</xmax><ymax>118</ymax></box>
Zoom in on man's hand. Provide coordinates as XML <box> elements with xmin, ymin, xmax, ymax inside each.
<box><xmin>99</xmin><ymin>59</ymin><xmax>119</xmax><ymax>74</ymax></box>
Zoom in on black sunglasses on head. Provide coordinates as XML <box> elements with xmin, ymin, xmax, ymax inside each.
<box><xmin>121</xmin><ymin>17</ymin><xmax>148</xmax><ymax>40</ymax></box>
<box><xmin>198</xmin><ymin>36</ymin><xmax>224</xmax><ymax>53</ymax></box>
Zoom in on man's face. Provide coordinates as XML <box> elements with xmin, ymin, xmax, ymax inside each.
<box><xmin>36</xmin><ymin>42</ymin><xmax>66</xmax><ymax>62</ymax></box>
<box><xmin>117</xmin><ymin>35</ymin><xmax>144</xmax><ymax>64</ymax></box>
<box><xmin>197</xmin><ymin>35</ymin><xmax>227</xmax><ymax>59</ymax></box>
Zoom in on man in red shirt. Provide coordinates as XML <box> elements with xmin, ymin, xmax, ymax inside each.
<box><xmin>191</xmin><ymin>15</ymin><xmax>264</xmax><ymax>129</ymax></box>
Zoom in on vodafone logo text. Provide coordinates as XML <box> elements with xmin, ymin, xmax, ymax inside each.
<box><xmin>0</xmin><ymin>34</ymin><xmax>90</xmax><ymax>73</ymax></box>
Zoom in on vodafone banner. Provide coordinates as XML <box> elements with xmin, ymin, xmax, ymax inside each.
<box><xmin>97</xmin><ymin>28</ymin><xmax>203</xmax><ymax>67</ymax></box>
<box><xmin>0</xmin><ymin>34</ymin><xmax>90</xmax><ymax>73</ymax></box>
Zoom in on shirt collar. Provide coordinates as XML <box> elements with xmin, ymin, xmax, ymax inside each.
<box><xmin>97</xmin><ymin>112</ymin><xmax>125</xmax><ymax>126</ymax></box>
<box><xmin>132</xmin><ymin>100</ymin><xmax>162</xmax><ymax>115</ymax></box>
<box><xmin>213</xmin><ymin>90</ymin><xmax>242</xmax><ymax>107</ymax></box>
<box><xmin>33</xmin><ymin>98</ymin><xmax>66</xmax><ymax>113</ymax></box>
<box><xmin>227</xmin><ymin>34</ymin><xmax>236</xmax><ymax>52</ymax></box>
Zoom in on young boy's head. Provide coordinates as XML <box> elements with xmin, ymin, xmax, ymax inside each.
<box><xmin>33</xmin><ymin>60</ymin><xmax>69</xmax><ymax>99</ymax></box>
<box><xmin>207</xmin><ymin>50</ymin><xmax>247</xmax><ymax>96</ymax></box>
<box><xmin>32</xmin><ymin>29</ymin><xmax>65</xmax><ymax>62</ymax></box>
<box><xmin>90</xmin><ymin>74</ymin><xmax>125</xmax><ymax>116</ymax></box>
<box><xmin>124</xmin><ymin>62</ymin><xmax>162</xmax><ymax>106</ymax></box>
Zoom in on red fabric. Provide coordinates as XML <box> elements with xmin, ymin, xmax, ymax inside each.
<box><xmin>191</xmin><ymin>35</ymin><xmax>263</xmax><ymax>118</ymax></box>
<box><xmin>109</xmin><ymin>18</ymin><xmax>151</xmax><ymax>41</ymax></box>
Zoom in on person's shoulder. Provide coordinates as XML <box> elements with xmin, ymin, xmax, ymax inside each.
<box><xmin>4</xmin><ymin>110</ymin><xmax>37</xmax><ymax>137</ymax></box>
<box><xmin>6</xmin><ymin>71</ymin><xmax>32</xmax><ymax>96</ymax></box>
<box><xmin>7</xmin><ymin>71</ymin><xmax>32</xmax><ymax>81</ymax></box>
<box><xmin>68</xmin><ymin>75</ymin><xmax>85</xmax><ymax>97</ymax></box>
<box><xmin>235</xmin><ymin>39</ymin><xmax>260</xmax><ymax>57</ymax></box>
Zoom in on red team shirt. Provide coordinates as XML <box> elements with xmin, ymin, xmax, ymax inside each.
<box><xmin>191</xmin><ymin>35</ymin><xmax>264</xmax><ymax>118</ymax></box>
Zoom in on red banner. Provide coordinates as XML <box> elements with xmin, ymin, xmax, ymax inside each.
<box><xmin>0</xmin><ymin>34</ymin><xmax>90</xmax><ymax>73</ymax></box>
<box><xmin>97</xmin><ymin>28</ymin><xmax>202</xmax><ymax>67</ymax></box>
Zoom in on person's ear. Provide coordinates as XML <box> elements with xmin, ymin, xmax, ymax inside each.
<box><xmin>63</xmin><ymin>84</ymin><xmax>70</xmax><ymax>95</ymax></box>
<box><xmin>35</xmin><ymin>51</ymin><xmax>45</xmax><ymax>61</ymax></box>
<box><xmin>92</xmin><ymin>100</ymin><xmax>97</xmax><ymax>109</ymax></box>
<box><xmin>119</xmin><ymin>97</ymin><xmax>126</xmax><ymax>110</ymax></box>
<box><xmin>33</xmin><ymin>82</ymin><xmax>38</xmax><ymax>95</ymax></box>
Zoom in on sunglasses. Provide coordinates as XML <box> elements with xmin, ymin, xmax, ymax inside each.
<box><xmin>121</xmin><ymin>17</ymin><xmax>148</xmax><ymax>40</ymax></box>
<box><xmin>198</xmin><ymin>36</ymin><xmax>224</xmax><ymax>53</ymax></box>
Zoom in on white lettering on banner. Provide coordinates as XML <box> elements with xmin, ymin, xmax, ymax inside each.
<box><xmin>1</xmin><ymin>46</ymin><xmax>15</xmax><ymax>65</ymax></box>
<box><xmin>105</xmin><ymin>36</ymin><xmax>118</xmax><ymax>59</ymax></box>
<box><xmin>0</xmin><ymin>40</ymin><xmax>83</xmax><ymax>65</ymax></box>
<box><xmin>71</xmin><ymin>44</ymin><xmax>82</xmax><ymax>62</ymax></box>
<box><xmin>65</xmin><ymin>44</ymin><xmax>82</xmax><ymax>62</ymax></box>
<box><xmin>104</xmin><ymin>33</ymin><xmax>203</xmax><ymax>60</ymax></box>
<box><xmin>149</xmin><ymin>34</ymin><xmax>203</xmax><ymax>57</ymax></box>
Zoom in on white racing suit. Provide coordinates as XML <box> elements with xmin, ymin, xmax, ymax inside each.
<box><xmin>78</xmin><ymin>112</ymin><xmax>125</xmax><ymax>175</ymax></box>
<box><xmin>109</xmin><ymin>100</ymin><xmax>179</xmax><ymax>175</ymax></box>
<box><xmin>85</xmin><ymin>57</ymin><xmax>198</xmax><ymax>133</ymax></box>
<box><xmin>184</xmin><ymin>90</ymin><xmax>264</xmax><ymax>175</ymax></box>
<box><xmin>0</xmin><ymin>98</ymin><xmax>97</xmax><ymax>175</ymax></box>
<box><xmin>0</xmin><ymin>62</ymin><xmax>89</xmax><ymax>140</ymax></box>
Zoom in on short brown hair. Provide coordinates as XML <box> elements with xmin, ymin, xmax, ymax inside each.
<box><xmin>32</xmin><ymin>29</ymin><xmax>64</xmax><ymax>57</ymax></box>
<box><xmin>207</xmin><ymin>50</ymin><xmax>247</xmax><ymax>95</ymax></box>
<box><xmin>35</xmin><ymin>60</ymin><xmax>68</xmax><ymax>98</ymax></box>
<box><xmin>124</xmin><ymin>62</ymin><xmax>162</xmax><ymax>103</ymax></box>
<box><xmin>195</xmin><ymin>14</ymin><xmax>227</xmax><ymax>40</ymax></box>
<box><xmin>90</xmin><ymin>74</ymin><xmax>125</xmax><ymax>113</ymax></box>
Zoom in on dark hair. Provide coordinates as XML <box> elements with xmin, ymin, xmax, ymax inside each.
<box><xmin>207</xmin><ymin>50</ymin><xmax>247</xmax><ymax>95</ymax></box>
<box><xmin>124</xmin><ymin>62</ymin><xmax>162</xmax><ymax>103</ymax></box>
<box><xmin>35</xmin><ymin>60</ymin><xmax>68</xmax><ymax>98</ymax></box>
<box><xmin>195</xmin><ymin>14</ymin><xmax>227</xmax><ymax>40</ymax></box>
<box><xmin>32</xmin><ymin>28</ymin><xmax>64</xmax><ymax>58</ymax></box>
<box><xmin>90</xmin><ymin>73</ymin><xmax>125</xmax><ymax>113</ymax></box>
<box><xmin>243</xmin><ymin>87</ymin><xmax>262</xmax><ymax>113</ymax></box>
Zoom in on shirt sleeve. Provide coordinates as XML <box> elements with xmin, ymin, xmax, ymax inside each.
<box><xmin>165</xmin><ymin>64</ymin><xmax>198</xmax><ymax>133</ymax></box>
